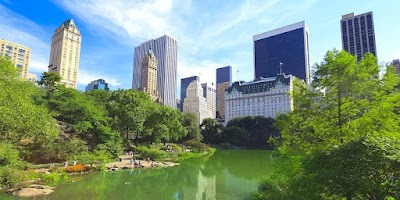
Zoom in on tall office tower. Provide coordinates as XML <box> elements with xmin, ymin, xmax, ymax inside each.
<box><xmin>140</xmin><ymin>48</ymin><xmax>159</xmax><ymax>101</ymax></box>
<box><xmin>133</xmin><ymin>35</ymin><xmax>177</xmax><ymax>109</ymax></box>
<box><xmin>253</xmin><ymin>21</ymin><xmax>310</xmax><ymax>83</ymax></box>
<box><xmin>201</xmin><ymin>83</ymin><xmax>217</xmax><ymax>119</ymax></box>
<box><xmin>341</xmin><ymin>12</ymin><xmax>377</xmax><ymax>61</ymax></box>
<box><xmin>180</xmin><ymin>76</ymin><xmax>200</xmax><ymax>111</ymax></box>
<box><xmin>216</xmin><ymin>66</ymin><xmax>232</xmax><ymax>119</ymax></box>
<box><xmin>183</xmin><ymin>80</ymin><xmax>208</xmax><ymax>124</ymax></box>
<box><xmin>48</xmin><ymin>19</ymin><xmax>81</xmax><ymax>89</ymax></box>
<box><xmin>0</xmin><ymin>39</ymin><xmax>31</xmax><ymax>79</ymax></box>
<box><xmin>393</xmin><ymin>59</ymin><xmax>400</xmax><ymax>75</ymax></box>
<box><xmin>85</xmin><ymin>79</ymin><xmax>110</xmax><ymax>91</ymax></box>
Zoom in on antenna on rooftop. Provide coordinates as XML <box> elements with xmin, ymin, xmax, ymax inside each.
<box><xmin>279</xmin><ymin>62</ymin><xmax>284</xmax><ymax>75</ymax></box>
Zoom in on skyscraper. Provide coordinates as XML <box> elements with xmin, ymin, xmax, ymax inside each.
<box><xmin>393</xmin><ymin>59</ymin><xmax>400</xmax><ymax>75</ymax></box>
<box><xmin>201</xmin><ymin>83</ymin><xmax>216</xmax><ymax>119</ymax></box>
<box><xmin>253</xmin><ymin>21</ymin><xmax>310</xmax><ymax>83</ymax></box>
<box><xmin>140</xmin><ymin>48</ymin><xmax>159</xmax><ymax>101</ymax></box>
<box><xmin>85</xmin><ymin>79</ymin><xmax>110</xmax><ymax>91</ymax></box>
<box><xmin>183</xmin><ymin>80</ymin><xmax>208</xmax><ymax>124</ymax></box>
<box><xmin>341</xmin><ymin>12</ymin><xmax>377</xmax><ymax>61</ymax></box>
<box><xmin>180</xmin><ymin>76</ymin><xmax>200</xmax><ymax>111</ymax></box>
<box><xmin>216</xmin><ymin>66</ymin><xmax>232</xmax><ymax>119</ymax></box>
<box><xmin>0</xmin><ymin>39</ymin><xmax>30</xmax><ymax>79</ymax></box>
<box><xmin>133</xmin><ymin>35</ymin><xmax>177</xmax><ymax>109</ymax></box>
<box><xmin>48</xmin><ymin>19</ymin><xmax>81</xmax><ymax>89</ymax></box>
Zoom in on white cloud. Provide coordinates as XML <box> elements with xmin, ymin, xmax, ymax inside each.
<box><xmin>54</xmin><ymin>0</ymin><xmax>317</xmax><ymax>92</ymax></box>
<box><xmin>0</xmin><ymin>4</ymin><xmax>50</xmax><ymax>73</ymax></box>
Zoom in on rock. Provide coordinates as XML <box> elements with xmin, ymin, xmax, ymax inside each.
<box><xmin>9</xmin><ymin>185</ymin><xmax>54</xmax><ymax>197</ymax></box>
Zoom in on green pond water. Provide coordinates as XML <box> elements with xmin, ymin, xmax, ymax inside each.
<box><xmin>1</xmin><ymin>150</ymin><xmax>275</xmax><ymax>200</ymax></box>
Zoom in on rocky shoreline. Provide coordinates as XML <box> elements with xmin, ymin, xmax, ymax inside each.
<box><xmin>106</xmin><ymin>155</ymin><xmax>179</xmax><ymax>170</ymax></box>
<box><xmin>7</xmin><ymin>184</ymin><xmax>54</xmax><ymax>197</ymax></box>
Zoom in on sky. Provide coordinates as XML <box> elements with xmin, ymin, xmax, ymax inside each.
<box><xmin>1</xmin><ymin>0</ymin><xmax>399</xmax><ymax>97</ymax></box>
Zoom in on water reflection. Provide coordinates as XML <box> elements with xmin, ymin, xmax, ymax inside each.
<box><xmin>23</xmin><ymin>150</ymin><xmax>273</xmax><ymax>200</ymax></box>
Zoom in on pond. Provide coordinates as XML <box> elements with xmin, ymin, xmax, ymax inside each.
<box><xmin>1</xmin><ymin>150</ymin><xmax>275</xmax><ymax>200</ymax></box>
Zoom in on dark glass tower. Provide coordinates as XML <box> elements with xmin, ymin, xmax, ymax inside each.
<box><xmin>341</xmin><ymin>12</ymin><xmax>377</xmax><ymax>61</ymax></box>
<box><xmin>216</xmin><ymin>66</ymin><xmax>232</xmax><ymax>119</ymax></box>
<box><xmin>216</xmin><ymin>66</ymin><xmax>232</xmax><ymax>85</ymax></box>
<box><xmin>253</xmin><ymin>21</ymin><xmax>310</xmax><ymax>83</ymax></box>
<box><xmin>85</xmin><ymin>79</ymin><xmax>109</xmax><ymax>91</ymax></box>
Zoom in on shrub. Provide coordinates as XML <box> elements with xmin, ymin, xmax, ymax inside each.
<box><xmin>182</xmin><ymin>140</ymin><xmax>208</xmax><ymax>153</ymax></box>
<box><xmin>41</xmin><ymin>171</ymin><xmax>68</xmax><ymax>182</ymax></box>
<box><xmin>171</xmin><ymin>144</ymin><xmax>182</xmax><ymax>152</ymax></box>
<box><xmin>0</xmin><ymin>167</ymin><xmax>27</xmax><ymax>188</ymax></box>
<box><xmin>136</xmin><ymin>146</ymin><xmax>167</xmax><ymax>160</ymax></box>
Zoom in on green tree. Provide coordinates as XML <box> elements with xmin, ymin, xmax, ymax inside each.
<box><xmin>227</xmin><ymin>116</ymin><xmax>279</xmax><ymax>146</ymax></box>
<box><xmin>0</xmin><ymin>57</ymin><xmax>58</xmax><ymax>145</ymax></box>
<box><xmin>181</xmin><ymin>113</ymin><xmax>202</xmax><ymax>142</ymax></box>
<box><xmin>108</xmin><ymin>89</ymin><xmax>149</xmax><ymax>141</ymax></box>
<box><xmin>38</xmin><ymin>72</ymin><xmax>61</xmax><ymax>93</ymax></box>
<box><xmin>255</xmin><ymin>50</ymin><xmax>400</xmax><ymax>199</ymax></box>
<box><xmin>222</xmin><ymin>126</ymin><xmax>249</xmax><ymax>146</ymax></box>
<box><xmin>200</xmin><ymin>118</ymin><xmax>223</xmax><ymax>144</ymax></box>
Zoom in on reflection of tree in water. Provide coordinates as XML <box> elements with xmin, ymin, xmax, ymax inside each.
<box><xmin>35</xmin><ymin>151</ymin><xmax>274</xmax><ymax>200</ymax></box>
<box><xmin>215</xmin><ymin>150</ymin><xmax>274</xmax><ymax>179</ymax></box>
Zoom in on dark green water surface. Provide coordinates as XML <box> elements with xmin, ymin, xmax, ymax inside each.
<box><xmin>1</xmin><ymin>150</ymin><xmax>274</xmax><ymax>200</ymax></box>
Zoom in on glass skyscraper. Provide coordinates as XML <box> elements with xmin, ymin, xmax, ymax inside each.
<box><xmin>253</xmin><ymin>21</ymin><xmax>310</xmax><ymax>83</ymax></box>
<box><xmin>216</xmin><ymin>66</ymin><xmax>232</xmax><ymax>119</ymax></box>
<box><xmin>341</xmin><ymin>12</ymin><xmax>377</xmax><ymax>61</ymax></box>
<box><xmin>85</xmin><ymin>79</ymin><xmax>109</xmax><ymax>91</ymax></box>
<box><xmin>216</xmin><ymin>66</ymin><xmax>232</xmax><ymax>85</ymax></box>
<box><xmin>132</xmin><ymin>35</ymin><xmax>178</xmax><ymax>109</ymax></box>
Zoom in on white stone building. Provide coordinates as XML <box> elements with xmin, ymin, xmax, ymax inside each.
<box><xmin>224</xmin><ymin>74</ymin><xmax>295</xmax><ymax>124</ymax></box>
<box><xmin>183</xmin><ymin>81</ymin><xmax>209</xmax><ymax>124</ymax></box>
<box><xmin>201</xmin><ymin>83</ymin><xmax>216</xmax><ymax>119</ymax></box>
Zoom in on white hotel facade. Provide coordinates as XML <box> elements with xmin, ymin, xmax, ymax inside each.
<box><xmin>132</xmin><ymin>35</ymin><xmax>177</xmax><ymax>109</ymax></box>
<box><xmin>224</xmin><ymin>74</ymin><xmax>295</xmax><ymax>124</ymax></box>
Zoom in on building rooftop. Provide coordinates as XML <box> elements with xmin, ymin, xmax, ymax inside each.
<box><xmin>341</xmin><ymin>11</ymin><xmax>373</xmax><ymax>20</ymax></box>
<box><xmin>226</xmin><ymin>74</ymin><xmax>293</xmax><ymax>94</ymax></box>
<box><xmin>253</xmin><ymin>21</ymin><xmax>307</xmax><ymax>41</ymax></box>
<box><xmin>62</xmin><ymin>19</ymin><xmax>75</xmax><ymax>27</ymax></box>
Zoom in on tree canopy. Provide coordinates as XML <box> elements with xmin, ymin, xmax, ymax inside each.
<box><xmin>253</xmin><ymin>50</ymin><xmax>400</xmax><ymax>199</ymax></box>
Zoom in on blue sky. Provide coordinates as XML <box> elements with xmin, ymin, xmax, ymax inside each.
<box><xmin>1</xmin><ymin>0</ymin><xmax>399</xmax><ymax>96</ymax></box>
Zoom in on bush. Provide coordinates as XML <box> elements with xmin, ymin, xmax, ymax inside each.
<box><xmin>41</xmin><ymin>171</ymin><xmax>68</xmax><ymax>182</ymax></box>
<box><xmin>136</xmin><ymin>146</ymin><xmax>167</xmax><ymax>160</ymax></box>
<box><xmin>171</xmin><ymin>144</ymin><xmax>182</xmax><ymax>152</ymax></box>
<box><xmin>182</xmin><ymin>140</ymin><xmax>208</xmax><ymax>153</ymax></box>
<box><xmin>0</xmin><ymin>167</ymin><xmax>27</xmax><ymax>188</ymax></box>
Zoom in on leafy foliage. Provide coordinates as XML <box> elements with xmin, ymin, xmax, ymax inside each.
<box><xmin>136</xmin><ymin>146</ymin><xmax>168</xmax><ymax>160</ymax></box>
<box><xmin>254</xmin><ymin>50</ymin><xmax>400</xmax><ymax>199</ymax></box>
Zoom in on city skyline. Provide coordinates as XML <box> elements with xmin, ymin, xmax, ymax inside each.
<box><xmin>0</xmin><ymin>0</ymin><xmax>399</xmax><ymax>93</ymax></box>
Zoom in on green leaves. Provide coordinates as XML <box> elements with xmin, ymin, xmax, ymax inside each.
<box><xmin>255</xmin><ymin>50</ymin><xmax>400</xmax><ymax>199</ymax></box>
